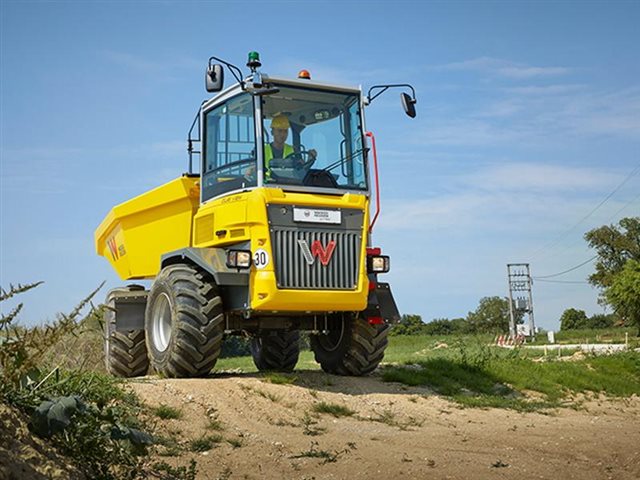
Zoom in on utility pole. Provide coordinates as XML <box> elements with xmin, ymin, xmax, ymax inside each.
<box><xmin>507</xmin><ymin>263</ymin><xmax>536</xmax><ymax>339</ymax></box>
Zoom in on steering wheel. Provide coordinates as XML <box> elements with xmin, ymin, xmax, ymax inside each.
<box><xmin>285</xmin><ymin>151</ymin><xmax>316</xmax><ymax>170</ymax></box>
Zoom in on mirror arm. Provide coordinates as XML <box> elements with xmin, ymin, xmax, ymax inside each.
<box><xmin>208</xmin><ymin>56</ymin><xmax>246</xmax><ymax>90</ymax></box>
<box><xmin>366</xmin><ymin>83</ymin><xmax>416</xmax><ymax>104</ymax></box>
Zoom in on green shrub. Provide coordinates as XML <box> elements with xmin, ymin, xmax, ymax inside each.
<box><xmin>0</xmin><ymin>282</ymin><xmax>200</xmax><ymax>479</ymax></box>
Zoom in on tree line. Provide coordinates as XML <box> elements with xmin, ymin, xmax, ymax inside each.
<box><xmin>394</xmin><ymin>216</ymin><xmax>639</xmax><ymax>336</ymax></box>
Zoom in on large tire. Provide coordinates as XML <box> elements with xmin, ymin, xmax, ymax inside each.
<box><xmin>104</xmin><ymin>288</ymin><xmax>149</xmax><ymax>378</ymax></box>
<box><xmin>310</xmin><ymin>313</ymin><xmax>389</xmax><ymax>376</ymax></box>
<box><xmin>250</xmin><ymin>331</ymin><xmax>300</xmax><ymax>372</ymax></box>
<box><xmin>145</xmin><ymin>264</ymin><xmax>224</xmax><ymax>378</ymax></box>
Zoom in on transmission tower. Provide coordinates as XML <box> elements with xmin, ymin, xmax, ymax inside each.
<box><xmin>507</xmin><ymin>263</ymin><xmax>536</xmax><ymax>338</ymax></box>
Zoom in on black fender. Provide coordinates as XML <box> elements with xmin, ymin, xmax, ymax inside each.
<box><xmin>161</xmin><ymin>246</ymin><xmax>250</xmax><ymax>286</ymax></box>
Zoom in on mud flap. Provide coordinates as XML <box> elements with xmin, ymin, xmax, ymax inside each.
<box><xmin>365</xmin><ymin>282</ymin><xmax>401</xmax><ymax>324</ymax></box>
<box><xmin>107</xmin><ymin>286</ymin><xmax>148</xmax><ymax>331</ymax></box>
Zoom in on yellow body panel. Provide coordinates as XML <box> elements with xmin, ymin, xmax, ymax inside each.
<box><xmin>96</xmin><ymin>180</ymin><xmax>370</xmax><ymax>313</ymax></box>
<box><xmin>193</xmin><ymin>188</ymin><xmax>370</xmax><ymax>312</ymax></box>
<box><xmin>95</xmin><ymin>176</ymin><xmax>200</xmax><ymax>279</ymax></box>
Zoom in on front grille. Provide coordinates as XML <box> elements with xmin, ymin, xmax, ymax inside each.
<box><xmin>271</xmin><ymin>228</ymin><xmax>361</xmax><ymax>290</ymax></box>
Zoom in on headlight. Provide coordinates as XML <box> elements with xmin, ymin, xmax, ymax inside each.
<box><xmin>226</xmin><ymin>250</ymin><xmax>252</xmax><ymax>269</ymax></box>
<box><xmin>367</xmin><ymin>255</ymin><xmax>390</xmax><ymax>273</ymax></box>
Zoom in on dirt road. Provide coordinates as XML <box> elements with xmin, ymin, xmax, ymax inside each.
<box><xmin>129</xmin><ymin>371</ymin><xmax>640</xmax><ymax>480</ymax></box>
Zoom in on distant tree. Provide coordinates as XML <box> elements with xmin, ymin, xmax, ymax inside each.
<box><xmin>559</xmin><ymin>308</ymin><xmax>588</xmax><ymax>330</ymax></box>
<box><xmin>466</xmin><ymin>297</ymin><xmax>519</xmax><ymax>334</ymax></box>
<box><xmin>423</xmin><ymin>317</ymin><xmax>471</xmax><ymax>336</ymax></box>
<box><xmin>585</xmin><ymin>217</ymin><xmax>640</xmax><ymax>293</ymax></box>
<box><xmin>585</xmin><ymin>313</ymin><xmax>617</xmax><ymax>329</ymax></box>
<box><xmin>604</xmin><ymin>259</ymin><xmax>640</xmax><ymax>336</ymax></box>
<box><xmin>390</xmin><ymin>314</ymin><xmax>425</xmax><ymax>336</ymax></box>
<box><xmin>450</xmin><ymin>318</ymin><xmax>471</xmax><ymax>334</ymax></box>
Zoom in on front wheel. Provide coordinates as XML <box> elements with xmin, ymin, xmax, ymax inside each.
<box><xmin>145</xmin><ymin>264</ymin><xmax>224</xmax><ymax>378</ymax></box>
<box><xmin>310</xmin><ymin>313</ymin><xmax>389</xmax><ymax>376</ymax></box>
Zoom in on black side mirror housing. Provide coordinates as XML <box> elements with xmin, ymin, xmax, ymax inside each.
<box><xmin>401</xmin><ymin>92</ymin><xmax>416</xmax><ymax>118</ymax></box>
<box><xmin>205</xmin><ymin>64</ymin><xmax>224</xmax><ymax>92</ymax></box>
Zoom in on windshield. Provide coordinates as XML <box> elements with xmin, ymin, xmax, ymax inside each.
<box><xmin>261</xmin><ymin>86</ymin><xmax>367</xmax><ymax>191</ymax></box>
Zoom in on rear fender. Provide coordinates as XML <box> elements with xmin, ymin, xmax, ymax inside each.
<box><xmin>106</xmin><ymin>286</ymin><xmax>148</xmax><ymax>332</ymax></box>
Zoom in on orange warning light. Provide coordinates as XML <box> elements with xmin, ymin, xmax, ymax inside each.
<box><xmin>298</xmin><ymin>69</ymin><xmax>311</xmax><ymax>80</ymax></box>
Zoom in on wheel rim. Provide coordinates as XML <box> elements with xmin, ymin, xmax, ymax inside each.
<box><xmin>317</xmin><ymin>316</ymin><xmax>345</xmax><ymax>352</ymax></box>
<box><xmin>151</xmin><ymin>292</ymin><xmax>172</xmax><ymax>352</ymax></box>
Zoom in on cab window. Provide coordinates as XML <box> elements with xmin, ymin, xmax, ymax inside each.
<box><xmin>202</xmin><ymin>94</ymin><xmax>256</xmax><ymax>201</ymax></box>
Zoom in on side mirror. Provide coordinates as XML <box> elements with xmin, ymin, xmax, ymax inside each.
<box><xmin>401</xmin><ymin>92</ymin><xmax>416</xmax><ymax>118</ymax></box>
<box><xmin>205</xmin><ymin>64</ymin><xmax>224</xmax><ymax>93</ymax></box>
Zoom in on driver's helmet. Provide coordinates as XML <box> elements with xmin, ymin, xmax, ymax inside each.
<box><xmin>270</xmin><ymin>114</ymin><xmax>290</xmax><ymax>130</ymax></box>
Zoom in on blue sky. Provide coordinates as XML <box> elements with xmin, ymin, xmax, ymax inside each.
<box><xmin>1</xmin><ymin>1</ymin><xmax>639</xmax><ymax>330</ymax></box>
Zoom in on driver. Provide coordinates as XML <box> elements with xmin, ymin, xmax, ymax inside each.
<box><xmin>265</xmin><ymin>114</ymin><xmax>294</xmax><ymax>165</ymax></box>
<box><xmin>265</xmin><ymin>114</ymin><xmax>316</xmax><ymax>174</ymax></box>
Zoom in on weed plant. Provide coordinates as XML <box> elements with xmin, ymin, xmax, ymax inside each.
<box><xmin>153</xmin><ymin>404</ymin><xmax>183</xmax><ymax>420</ymax></box>
<box><xmin>0</xmin><ymin>282</ymin><xmax>196</xmax><ymax>479</ymax></box>
<box><xmin>312</xmin><ymin>401</ymin><xmax>355</xmax><ymax>417</ymax></box>
<box><xmin>189</xmin><ymin>434</ymin><xmax>223</xmax><ymax>452</ymax></box>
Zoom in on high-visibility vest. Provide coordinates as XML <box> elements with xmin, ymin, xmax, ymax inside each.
<box><xmin>264</xmin><ymin>143</ymin><xmax>294</xmax><ymax>173</ymax></box>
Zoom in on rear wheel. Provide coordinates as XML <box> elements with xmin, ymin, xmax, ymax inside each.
<box><xmin>250</xmin><ymin>331</ymin><xmax>300</xmax><ymax>372</ymax></box>
<box><xmin>104</xmin><ymin>287</ymin><xmax>149</xmax><ymax>378</ymax></box>
<box><xmin>310</xmin><ymin>313</ymin><xmax>389</xmax><ymax>376</ymax></box>
<box><xmin>145</xmin><ymin>264</ymin><xmax>224</xmax><ymax>378</ymax></box>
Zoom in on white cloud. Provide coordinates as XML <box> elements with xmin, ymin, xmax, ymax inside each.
<box><xmin>432</xmin><ymin>57</ymin><xmax>571</xmax><ymax>78</ymax></box>
<box><xmin>506</xmin><ymin>84</ymin><xmax>587</xmax><ymax>96</ymax></box>
<box><xmin>466</xmin><ymin>163</ymin><xmax>621</xmax><ymax>192</ymax></box>
<box><xmin>102</xmin><ymin>51</ymin><xmax>201</xmax><ymax>74</ymax></box>
<box><xmin>413</xmin><ymin>83</ymin><xmax>640</xmax><ymax>146</ymax></box>
<box><xmin>378</xmin><ymin>163</ymin><xmax>634</xmax><ymax>234</ymax></box>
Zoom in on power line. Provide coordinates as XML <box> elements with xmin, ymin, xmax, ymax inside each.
<box><xmin>542</xmin><ymin>191</ymin><xmax>640</xmax><ymax>261</ymax></box>
<box><xmin>533</xmin><ymin>279</ymin><xmax>590</xmax><ymax>285</ymax></box>
<box><xmin>533</xmin><ymin>255</ymin><xmax>597</xmax><ymax>279</ymax></box>
<box><xmin>529</xmin><ymin>161</ymin><xmax>640</xmax><ymax>260</ymax></box>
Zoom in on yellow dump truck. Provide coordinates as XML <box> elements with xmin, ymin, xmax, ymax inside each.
<box><xmin>95</xmin><ymin>52</ymin><xmax>416</xmax><ymax>378</ymax></box>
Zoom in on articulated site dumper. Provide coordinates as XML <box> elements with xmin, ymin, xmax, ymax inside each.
<box><xmin>95</xmin><ymin>52</ymin><xmax>417</xmax><ymax>378</ymax></box>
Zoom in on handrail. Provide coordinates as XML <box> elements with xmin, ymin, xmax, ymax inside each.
<box><xmin>365</xmin><ymin>131</ymin><xmax>380</xmax><ymax>233</ymax></box>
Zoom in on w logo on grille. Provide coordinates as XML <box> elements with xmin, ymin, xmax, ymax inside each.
<box><xmin>298</xmin><ymin>239</ymin><xmax>337</xmax><ymax>266</ymax></box>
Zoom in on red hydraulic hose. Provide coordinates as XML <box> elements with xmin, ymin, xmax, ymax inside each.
<box><xmin>365</xmin><ymin>131</ymin><xmax>380</xmax><ymax>233</ymax></box>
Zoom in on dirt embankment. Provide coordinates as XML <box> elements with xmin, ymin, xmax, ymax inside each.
<box><xmin>0</xmin><ymin>404</ymin><xmax>84</xmax><ymax>480</ymax></box>
<box><xmin>130</xmin><ymin>371</ymin><xmax>640</xmax><ymax>480</ymax></box>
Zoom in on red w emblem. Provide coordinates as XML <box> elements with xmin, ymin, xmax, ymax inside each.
<box><xmin>107</xmin><ymin>236</ymin><xmax>119</xmax><ymax>260</ymax></box>
<box><xmin>311</xmin><ymin>240</ymin><xmax>336</xmax><ymax>266</ymax></box>
<box><xmin>298</xmin><ymin>239</ymin><xmax>337</xmax><ymax>266</ymax></box>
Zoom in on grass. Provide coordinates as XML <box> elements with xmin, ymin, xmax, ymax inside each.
<box><xmin>312</xmin><ymin>401</ymin><xmax>355</xmax><ymax>417</ymax></box>
<box><xmin>260</xmin><ymin>372</ymin><xmax>297</xmax><ymax>385</ymax></box>
<box><xmin>189</xmin><ymin>434</ymin><xmax>223</xmax><ymax>452</ymax></box>
<box><xmin>206</xmin><ymin>417</ymin><xmax>224</xmax><ymax>431</ymax></box>
<box><xmin>152</xmin><ymin>404</ymin><xmax>183</xmax><ymax>420</ymax></box>
<box><xmin>381</xmin><ymin>349</ymin><xmax>640</xmax><ymax>410</ymax></box>
<box><xmin>364</xmin><ymin>408</ymin><xmax>424</xmax><ymax>430</ymax></box>
<box><xmin>155</xmin><ymin>435</ymin><xmax>182</xmax><ymax>457</ymax></box>
<box><xmin>301</xmin><ymin>412</ymin><xmax>326</xmax><ymax>436</ymax></box>
<box><xmin>239</xmin><ymin>384</ymin><xmax>281</xmax><ymax>402</ymax></box>
<box><xmin>528</xmin><ymin>327</ymin><xmax>638</xmax><ymax>346</ymax></box>
<box><xmin>291</xmin><ymin>441</ymin><xmax>358</xmax><ymax>465</ymax></box>
<box><xmin>214</xmin><ymin>350</ymin><xmax>318</xmax><ymax>372</ymax></box>
<box><xmin>212</xmin><ymin>332</ymin><xmax>639</xmax><ymax>412</ymax></box>
<box><xmin>226</xmin><ymin>437</ymin><xmax>243</xmax><ymax>448</ymax></box>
